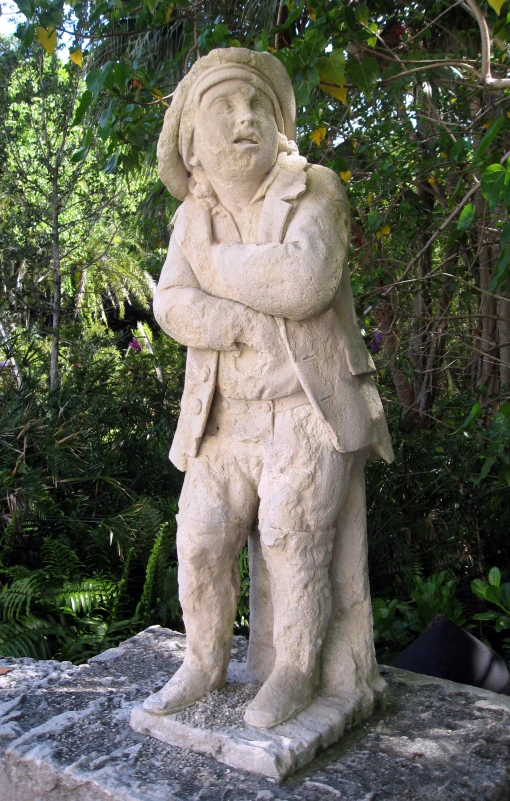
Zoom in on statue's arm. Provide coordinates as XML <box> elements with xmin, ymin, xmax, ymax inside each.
<box><xmin>153</xmin><ymin>231</ymin><xmax>278</xmax><ymax>351</ymax></box>
<box><xmin>211</xmin><ymin>167</ymin><xmax>350</xmax><ymax>321</ymax></box>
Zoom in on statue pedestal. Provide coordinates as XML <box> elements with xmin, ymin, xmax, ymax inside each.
<box><xmin>1</xmin><ymin>626</ymin><xmax>510</xmax><ymax>801</ymax></box>
<box><xmin>130</xmin><ymin>667</ymin><xmax>366</xmax><ymax>780</ymax></box>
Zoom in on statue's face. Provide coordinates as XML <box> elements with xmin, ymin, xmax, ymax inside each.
<box><xmin>192</xmin><ymin>79</ymin><xmax>279</xmax><ymax>185</ymax></box>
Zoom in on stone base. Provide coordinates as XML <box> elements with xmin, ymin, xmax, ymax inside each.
<box><xmin>130</xmin><ymin>686</ymin><xmax>360</xmax><ymax>781</ymax></box>
<box><xmin>1</xmin><ymin>626</ymin><xmax>510</xmax><ymax>801</ymax></box>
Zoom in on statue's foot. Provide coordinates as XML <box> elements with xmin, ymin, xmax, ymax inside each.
<box><xmin>143</xmin><ymin>663</ymin><xmax>218</xmax><ymax>715</ymax></box>
<box><xmin>243</xmin><ymin>663</ymin><xmax>314</xmax><ymax>729</ymax></box>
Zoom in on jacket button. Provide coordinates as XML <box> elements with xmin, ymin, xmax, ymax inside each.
<box><xmin>200</xmin><ymin>367</ymin><xmax>210</xmax><ymax>382</ymax></box>
<box><xmin>191</xmin><ymin>398</ymin><xmax>202</xmax><ymax>415</ymax></box>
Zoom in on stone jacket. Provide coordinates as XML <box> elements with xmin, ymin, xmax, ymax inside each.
<box><xmin>154</xmin><ymin>155</ymin><xmax>394</xmax><ymax>471</ymax></box>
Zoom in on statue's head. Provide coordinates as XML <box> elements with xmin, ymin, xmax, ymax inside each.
<box><xmin>158</xmin><ymin>48</ymin><xmax>297</xmax><ymax>201</ymax></box>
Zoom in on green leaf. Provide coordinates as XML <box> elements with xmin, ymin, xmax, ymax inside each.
<box><xmin>472</xmin><ymin>578</ymin><xmax>489</xmax><ymax>600</ymax></box>
<box><xmin>496</xmin><ymin>615</ymin><xmax>510</xmax><ymax>631</ymax></box>
<box><xmin>294</xmin><ymin>67</ymin><xmax>320</xmax><ymax>106</ymax></box>
<box><xmin>346</xmin><ymin>56</ymin><xmax>379</xmax><ymax>93</ymax></box>
<box><xmin>212</xmin><ymin>22</ymin><xmax>230</xmax><ymax>45</ymax></box>
<box><xmin>451</xmin><ymin>138</ymin><xmax>468</xmax><ymax>162</ymax></box>
<box><xmin>457</xmin><ymin>202</ymin><xmax>475</xmax><ymax>230</ymax></box>
<box><xmin>318</xmin><ymin>49</ymin><xmax>345</xmax><ymax>86</ymax></box>
<box><xmin>39</xmin><ymin>4</ymin><xmax>63</xmax><ymax>28</ymax></box>
<box><xmin>99</xmin><ymin>99</ymin><xmax>115</xmax><ymax>128</ymax></box>
<box><xmin>114</xmin><ymin>62</ymin><xmax>131</xmax><ymax>93</ymax></box>
<box><xmin>70</xmin><ymin>128</ymin><xmax>93</xmax><ymax>163</ymax></box>
<box><xmin>105</xmin><ymin>153</ymin><xmax>119</xmax><ymax>174</ymax></box>
<box><xmin>72</xmin><ymin>89</ymin><xmax>93</xmax><ymax>126</ymax></box>
<box><xmin>14</xmin><ymin>0</ymin><xmax>35</xmax><ymax>19</ymax></box>
<box><xmin>473</xmin><ymin>118</ymin><xmax>503</xmax><ymax>164</ymax></box>
<box><xmin>501</xmin><ymin>220</ymin><xmax>510</xmax><ymax>249</ymax></box>
<box><xmin>485</xmin><ymin>584</ymin><xmax>503</xmax><ymax>605</ymax></box>
<box><xmin>498</xmin><ymin>401</ymin><xmax>510</xmax><ymax>417</ymax></box>
<box><xmin>272</xmin><ymin>1</ymin><xmax>305</xmax><ymax>31</ymax></box>
<box><xmin>303</xmin><ymin>28</ymin><xmax>328</xmax><ymax>58</ymax></box>
<box><xmin>458</xmin><ymin>401</ymin><xmax>481</xmax><ymax>430</ymax></box>
<box><xmin>473</xmin><ymin>611</ymin><xmax>499</xmax><ymax>620</ymax></box>
<box><xmin>479</xmin><ymin>454</ymin><xmax>497</xmax><ymax>481</ymax></box>
<box><xmin>14</xmin><ymin>22</ymin><xmax>35</xmax><ymax>44</ymax></box>
<box><xmin>481</xmin><ymin>163</ymin><xmax>510</xmax><ymax>210</ymax></box>
<box><xmin>489</xmin><ymin>567</ymin><xmax>501</xmax><ymax>587</ymax></box>
<box><xmin>489</xmin><ymin>246</ymin><xmax>510</xmax><ymax>291</ymax></box>
<box><xmin>355</xmin><ymin>4</ymin><xmax>370</xmax><ymax>25</ymax></box>
<box><xmin>254</xmin><ymin>30</ymin><xmax>269</xmax><ymax>51</ymax></box>
<box><xmin>489</xmin><ymin>403</ymin><xmax>510</xmax><ymax>445</ymax></box>
<box><xmin>86</xmin><ymin>62</ymin><xmax>113</xmax><ymax>97</ymax></box>
<box><xmin>367</xmin><ymin>210</ymin><xmax>383</xmax><ymax>229</ymax></box>
<box><xmin>499</xmin><ymin>583</ymin><xmax>510</xmax><ymax>612</ymax></box>
<box><xmin>366</xmin><ymin>23</ymin><xmax>379</xmax><ymax>48</ymax></box>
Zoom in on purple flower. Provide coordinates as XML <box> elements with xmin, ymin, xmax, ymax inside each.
<box><xmin>128</xmin><ymin>338</ymin><xmax>141</xmax><ymax>354</ymax></box>
<box><xmin>370</xmin><ymin>331</ymin><xmax>383</xmax><ymax>353</ymax></box>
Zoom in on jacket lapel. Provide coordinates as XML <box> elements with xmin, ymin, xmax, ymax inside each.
<box><xmin>257</xmin><ymin>155</ymin><xmax>307</xmax><ymax>244</ymax></box>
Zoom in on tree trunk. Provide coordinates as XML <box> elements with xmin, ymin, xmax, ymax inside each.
<box><xmin>498</xmin><ymin>288</ymin><xmax>510</xmax><ymax>390</ymax></box>
<box><xmin>375</xmin><ymin>295</ymin><xmax>420</xmax><ymax>427</ymax></box>
<box><xmin>74</xmin><ymin>267</ymin><xmax>87</xmax><ymax>318</ymax></box>
<box><xmin>49</xmin><ymin>179</ymin><xmax>61</xmax><ymax>397</ymax></box>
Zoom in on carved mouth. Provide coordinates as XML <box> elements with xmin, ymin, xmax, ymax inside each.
<box><xmin>234</xmin><ymin>137</ymin><xmax>258</xmax><ymax>146</ymax></box>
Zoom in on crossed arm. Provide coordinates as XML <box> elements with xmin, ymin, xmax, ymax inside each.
<box><xmin>153</xmin><ymin>234</ymin><xmax>278</xmax><ymax>352</ymax></box>
<box><xmin>153</xmin><ymin>167</ymin><xmax>349</xmax><ymax>351</ymax></box>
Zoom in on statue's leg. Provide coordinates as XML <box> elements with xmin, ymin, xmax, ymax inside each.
<box><xmin>320</xmin><ymin>452</ymin><xmax>386</xmax><ymax>717</ymax></box>
<box><xmin>244</xmin><ymin>404</ymin><xmax>355</xmax><ymax>728</ymax></box>
<box><xmin>246</xmin><ymin>530</ymin><xmax>275</xmax><ymax>682</ymax></box>
<box><xmin>244</xmin><ymin>524</ymin><xmax>336</xmax><ymax>728</ymax></box>
<box><xmin>143</xmin><ymin>430</ymin><xmax>257</xmax><ymax>714</ymax></box>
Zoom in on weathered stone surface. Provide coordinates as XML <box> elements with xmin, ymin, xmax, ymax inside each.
<box><xmin>1</xmin><ymin>627</ymin><xmax>509</xmax><ymax>800</ymax></box>
<box><xmin>131</xmin><ymin>687</ymin><xmax>351</xmax><ymax>780</ymax></box>
<box><xmin>148</xmin><ymin>45</ymin><xmax>393</xmax><ymax>731</ymax></box>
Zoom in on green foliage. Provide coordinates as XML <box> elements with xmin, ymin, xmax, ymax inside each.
<box><xmin>0</xmin><ymin>324</ymin><xmax>184</xmax><ymax>662</ymax></box>
<box><xmin>373</xmin><ymin>571</ymin><xmax>466</xmax><ymax>664</ymax></box>
<box><xmin>481</xmin><ymin>163</ymin><xmax>510</xmax><ymax>210</ymax></box>
<box><xmin>236</xmin><ymin>545</ymin><xmax>250</xmax><ymax>633</ymax></box>
<box><xmin>472</xmin><ymin>567</ymin><xmax>510</xmax><ymax>659</ymax></box>
<box><xmin>1</xmin><ymin>0</ymin><xmax>510</xmax><ymax>668</ymax></box>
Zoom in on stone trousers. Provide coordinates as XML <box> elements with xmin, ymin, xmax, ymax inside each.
<box><xmin>176</xmin><ymin>392</ymin><xmax>356</xmax><ymax>684</ymax></box>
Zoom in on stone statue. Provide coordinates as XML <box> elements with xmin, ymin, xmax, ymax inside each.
<box><xmin>144</xmin><ymin>47</ymin><xmax>393</xmax><ymax>731</ymax></box>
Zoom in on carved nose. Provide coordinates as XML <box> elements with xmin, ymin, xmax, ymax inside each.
<box><xmin>237</xmin><ymin>104</ymin><xmax>254</xmax><ymax>125</ymax></box>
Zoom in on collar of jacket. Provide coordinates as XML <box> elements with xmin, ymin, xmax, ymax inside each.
<box><xmin>211</xmin><ymin>152</ymin><xmax>308</xmax><ymax>245</ymax></box>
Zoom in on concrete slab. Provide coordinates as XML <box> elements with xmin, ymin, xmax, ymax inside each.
<box><xmin>1</xmin><ymin>626</ymin><xmax>510</xmax><ymax>801</ymax></box>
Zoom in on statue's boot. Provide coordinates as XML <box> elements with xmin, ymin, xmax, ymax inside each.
<box><xmin>244</xmin><ymin>526</ymin><xmax>335</xmax><ymax>729</ymax></box>
<box><xmin>243</xmin><ymin>662</ymin><xmax>317</xmax><ymax>728</ymax></box>
<box><xmin>143</xmin><ymin>515</ymin><xmax>248</xmax><ymax>714</ymax></box>
<box><xmin>143</xmin><ymin>663</ymin><xmax>217</xmax><ymax>714</ymax></box>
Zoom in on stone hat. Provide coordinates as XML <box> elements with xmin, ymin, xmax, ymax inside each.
<box><xmin>157</xmin><ymin>48</ymin><xmax>296</xmax><ymax>200</ymax></box>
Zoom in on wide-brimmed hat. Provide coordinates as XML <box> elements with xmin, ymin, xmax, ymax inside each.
<box><xmin>157</xmin><ymin>48</ymin><xmax>296</xmax><ymax>200</ymax></box>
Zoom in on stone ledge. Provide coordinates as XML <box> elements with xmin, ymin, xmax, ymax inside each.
<box><xmin>0</xmin><ymin>626</ymin><xmax>509</xmax><ymax>801</ymax></box>
<box><xmin>130</xmin><ymin>692</ymin><xmax>352</xmax><ymax>781</ymax></box>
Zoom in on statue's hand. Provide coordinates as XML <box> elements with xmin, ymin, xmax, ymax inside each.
<box><xmin>237</xmin><ymin>309</ymin><xmax>280</xmax><ymax>354</ymax></box>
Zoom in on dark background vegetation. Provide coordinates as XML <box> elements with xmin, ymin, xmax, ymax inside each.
<box><xmin>1</xmin><ymin>0</ymin><xmax>509</xmax><ymax>666</ymax></box>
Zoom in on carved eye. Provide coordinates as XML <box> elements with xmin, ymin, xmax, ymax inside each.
<box><xmin>213</xmin><ymin>98</ymin><xmax>230</xmax><ymax>113</ymax></box>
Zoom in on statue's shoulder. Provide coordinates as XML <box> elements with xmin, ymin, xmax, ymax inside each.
<box><xmin>169</xmin><ymin>195</ymin><xmax>198</xmax><ymax>241</ymax></box>
<box><xmin>305</xmin><ymin>163</ymin><xmax>348</xmax><ymax>204</ymax></box>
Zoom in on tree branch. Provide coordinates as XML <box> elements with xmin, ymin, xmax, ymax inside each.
<box><xmin>383</xmin><ymin>150</ymin><xmax>510</xmax><ymax>296</ymax></box>
<box><xmin>462</xmin><ymin>0</ymin><xmax>510</xmax><ymax>89</ymax></box>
